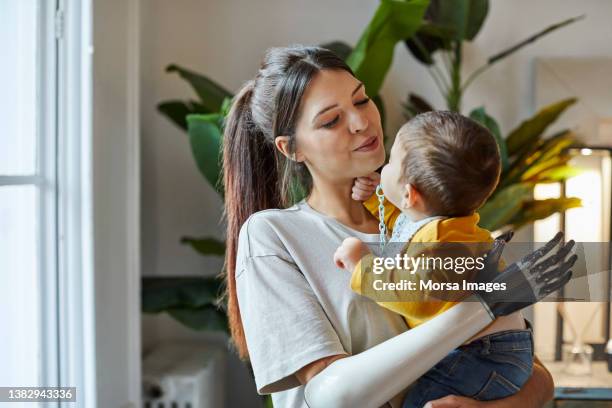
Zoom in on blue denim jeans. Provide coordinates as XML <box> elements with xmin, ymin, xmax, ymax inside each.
<box><xmin>403</xmin><ymin>329</ymin><xmax>534</xmax><ymax>408</ymax></box>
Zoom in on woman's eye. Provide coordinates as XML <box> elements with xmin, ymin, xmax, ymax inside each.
<box><xmin>356</xmin><ymin>97</ymin><xmax>370</xmax><ymax>106</ymax></box>
<box><xmin>322</xmin><ymin>116</ymin><xmax>339</xmax><ymax>128</ymax></box>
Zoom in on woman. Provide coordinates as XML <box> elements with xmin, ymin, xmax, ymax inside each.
<box><xmin>223</xmin><ymin>45</ymin><xmax>573</xmax><ymax>408</ymax></box>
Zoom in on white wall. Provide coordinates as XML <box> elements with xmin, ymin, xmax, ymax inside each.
<box><xmin>93</xmin><ymin>0</ymin><xmax>141</xmax><ymax>407</ymax></box>
<box><xmin>140</xmin><ymin>0</ymin><xmax>612</xmax><ymax>405</ymax></box>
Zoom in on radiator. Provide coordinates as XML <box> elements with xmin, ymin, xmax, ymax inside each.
<box><xmin>142</xmin><ymin>341</ymin><xmax>226</xmax><ymax>408</ymax></box>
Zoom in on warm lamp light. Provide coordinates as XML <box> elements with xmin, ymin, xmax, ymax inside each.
<box><xmin>534</xmin><ymin>146</ymin><xmax>612</xmax><ymax>366</ymax></box>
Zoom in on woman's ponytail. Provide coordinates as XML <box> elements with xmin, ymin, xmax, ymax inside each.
<box><xmin>222</xmin><ymin>80</ymin><xmax>282</xmax><ymax>359</ymax></box>
<box><xmin>222</xmin><ymin>46</ymin><xmax>353</xmax><ymax>360</ymax></box>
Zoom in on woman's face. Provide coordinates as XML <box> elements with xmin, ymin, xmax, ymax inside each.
<box><xmin>291</xmin><ymin>69</ymin><xmax>385</xmax><ymax>182</ymax></box>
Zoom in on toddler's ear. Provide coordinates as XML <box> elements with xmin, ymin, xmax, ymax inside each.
<box><xmin>401</xmin><ymin>183</ymin><xmax>422</xmax><ymax>210</ymax></box>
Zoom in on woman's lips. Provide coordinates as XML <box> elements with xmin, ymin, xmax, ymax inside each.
<box><xmin>354</xmin><ymin>136</ymin><xmax>379</xmax><ymax>152</ymax></box>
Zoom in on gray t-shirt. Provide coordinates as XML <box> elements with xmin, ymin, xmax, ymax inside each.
<box><xmin>236</xmin><ymin>200</ymin><xmax>408</xmax><ymax>408</ymax></box>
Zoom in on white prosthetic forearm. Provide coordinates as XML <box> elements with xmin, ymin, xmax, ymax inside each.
<box><xmin>304</xmin><ymin>232</ymin><xmax>576</xmax><ymax>407</ymax></box>
<box><xmin>304</xmin><ymin>300</ymin><xmax>494</xmax><ymax>408</ymax></box>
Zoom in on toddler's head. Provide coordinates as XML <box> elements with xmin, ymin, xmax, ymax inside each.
<box><xmin>381</xmin><ymin>111</ymin><xmax>501</xmax><ymax>220</ymax></box>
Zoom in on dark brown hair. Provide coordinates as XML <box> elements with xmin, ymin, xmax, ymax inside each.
<box><xmin>396</xmin><ymin>111</ymin><xmax>501</xmax><ymax>217</ymax></box>
<box><xmin>222</xmin><ymin>46</ymin><xmax>352</xmax><ymax>359</ymax></box>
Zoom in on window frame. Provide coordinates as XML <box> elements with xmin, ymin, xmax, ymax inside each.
<box><xmin>1</xmin><ymin>1</ymin><xmax>96</xmax><ymax>406</ymax></box>
<box><xmin>55</xmin><ymin>0</ymin><xmax>97</xmax><ymax>407</ymax></box>
<box><xmin>39</xmin><ymin>0</ymin><xmax>61</xmax><ymax>396</ymax></box>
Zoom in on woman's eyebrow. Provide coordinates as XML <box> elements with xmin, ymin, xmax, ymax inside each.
<box><xmin>311</xmin><ymin>82</ymin><xmax>365</xmax><ymax>124</ymax></box>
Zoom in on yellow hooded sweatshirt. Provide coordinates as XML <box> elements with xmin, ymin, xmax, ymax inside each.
<box><xmin>351</xmin><ymin>195</ymin><xmax>494</xmax><ymax>328</ymax></box>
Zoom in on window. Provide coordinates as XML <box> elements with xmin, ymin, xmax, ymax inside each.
<box><xmin>1</xmin><ymin>0</ymin><xmax>95</xmax><ymax>405</ymax></box>
<box><xmin>0</xmin><ymin>0</ymin><xmax>59</xmax><ymax>389</ymax></box>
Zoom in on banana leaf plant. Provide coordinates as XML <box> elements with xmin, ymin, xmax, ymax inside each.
<box><xmin>146</xmin><ymin>0</ymin><xmax>431</xmax><ymax>330</ymax></box>
<box><xmin>400</xmin><ymin>0</ymin><xmax>584</xmax><ymax>231</ymax></box>
<box><xmin>142</xmin><ymin>276</ymin><xmax>227</xmax><ymax>331</ymax></box>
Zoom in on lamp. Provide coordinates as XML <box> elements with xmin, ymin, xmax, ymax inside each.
<box><xmin>533</xmin><ymin>146</ymin><xmax>612</xmax><ymax>369</ymax></box>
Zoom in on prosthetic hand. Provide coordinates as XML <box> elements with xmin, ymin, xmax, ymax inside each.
<box><xmin>304</xmin><ymin>232</ymin><xmax>577</xmax><ymax>408</ymax></box>
<box><xmin>476</xmin><ymin>231</ymin><xmax>576</xmax><ymax>318</ymax></box>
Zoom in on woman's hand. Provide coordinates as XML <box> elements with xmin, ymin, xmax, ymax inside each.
<box><xmin>351</xmin><ymin>172</ymin><xmax>380</xmax><ymax>201</ymax></box>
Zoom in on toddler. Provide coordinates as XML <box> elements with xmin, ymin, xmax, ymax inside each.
<box><xmin>335</xmin><ymin>111</ymin><xmax>533</xmax><ymax>407</ymax></box>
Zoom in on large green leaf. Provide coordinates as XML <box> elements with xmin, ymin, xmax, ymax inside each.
<box><xmin>461</xmin><ymin>16</ymin><xmax>583</xmax><ymax>90</ymax></box>
<box><xmin>167</xmin><ymin>306</ymin><xmax>228</xmax><ymax>332</ymax></box>
<box><xmin>505</xmin><ymin>98</ymin><xmax>577</xmax><ymax>156</ymax></box>
<box><xmin>504</xmin><ymin>130</ymin><xmax>574</xmax><ymax>187</ymax></box>
<box><xmin>488</xmin><ymin>15</ymin><xmax>584</xmax><ymax>66</ymax></box>
<box><xmin>523</xmin><ymin>130</ymin><xmax>574</xmax><ymax>164</ymax></box>
<box><xmin>521</xmin><ymin>157</ymin><xmax>571</xmax><ymax>183</ymax></box>
<box><xmin>142</xmin><ymin>276</ymin><xmax>222</xmax><ymax>313</ymax></box>
<box><xmin>158</xmin><ymin>101</ymin><xmax>192</xmax><ymax>131</ymax></box>
<box><xmin>469</xmin><ymin>106</ymin><xmax>508</xmax><ymax>172</ymax></box>
<box><xmin>403</xmin><ymin>92</ymin><xmax>435</xmax><ymax>119</ymax></box>
<box><xmin>157</xmin><ymin>100</ymin><xmax>210</xmax><ymax>131</ymax></box>
<box><xmin>320</xmin><ymin>41</ymin><xmax>353</xmax><ymax>61</ymax></box>
<box><xmin>509</xmin><ymin>197</ymin><xmax>582</xmax><ymax>230</ymax></box>
<box><xmin>347</xmin><ymin>0</ymin><xmax>429</xmax><ymax>96</ymax></box>
<box><xmin>404</xmin><ymin>22</ymin><xmax>452</xmax><ymax>65</ymax></box>
<box><xmin>181</xmin><ymin>236</ymin><xmax>226</xmax><ymax>257</ymax></box>
<box><xmin>478</xmin><ymin>183</ymin><xmax>533</xmax><ymax>231</ymax></box>
<box><xmin>186</xmin><ymin>113</ymin><xmax>224</xmax><ymax>195</ymax></box>
<box><xmin>521</xmin><ymin>142</ymin><xmax>573</xmax><ymax>181</ymax></box>
<box><xmin>529</xmin><ymin>164</ymin><xmax>581</xmax><ymax>183</ymax></box>
<box><xmin>405</xmin><ymin>0</ymin><xmax>488</xmax><ymax>64</ymax></box>
<box><xmin>166</xmin><ymin>64</ymin><xmax>233</xmax><ymax>113</ymax></box>
<box><xmin>435</xmin><ymin>0</ymin><xmax>488</xmax><ymax>41</ymax></box>
<box><xmin>220</xmin><ymin>97</ymin><xmax>233</xmax><ymax>117</ymax></box>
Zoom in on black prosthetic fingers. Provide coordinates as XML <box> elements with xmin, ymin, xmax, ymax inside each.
<box><xmin>476</xmin><ymin>231</ymin><xmax>577</xmax><ymax>318</ymax></box>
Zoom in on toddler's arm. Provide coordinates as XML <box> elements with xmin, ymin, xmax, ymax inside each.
<box><xmin>351</xmin><ymin>171</ymin><xmax>402</xmax><ymax>233</ymax></box>
<box><xmin>351</xmin><ymin>172</ymin><xmax>380</xmax><ymax>201</ymax></box>
<box><xmin>333</xmin><ymin>237</ymin><xmax>371</xmax><ymax>271</ymax></box>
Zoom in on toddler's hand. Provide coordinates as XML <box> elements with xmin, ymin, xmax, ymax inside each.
<box><xmin>351</xmin><ymin>172</ymin><xmax>381</xmax><ymax>201</ymax></box>
<box><xmin>334</xmin><ymin>237</ymin><xmax>371</xmax><ymax>271</ymax></box>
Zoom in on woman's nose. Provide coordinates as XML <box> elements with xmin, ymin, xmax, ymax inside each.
<box><xmin>348</xmin><ymin>110</ymin><xmax>369</xmax><ymax>134</ymax></box>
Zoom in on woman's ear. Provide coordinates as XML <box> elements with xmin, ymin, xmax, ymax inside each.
<box><xmin>275</xmin><ymin>136</ymin><xmax>303</xmax><ymax>162</ymax></box>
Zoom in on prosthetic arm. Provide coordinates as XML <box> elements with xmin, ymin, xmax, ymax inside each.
<box><xmin>304</xmin><ymin>232</ymin><xmax>575</xmax><ymax>408</ymax></box>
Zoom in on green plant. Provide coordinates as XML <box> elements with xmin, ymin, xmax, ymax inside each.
<box><xmin>400</xmin><ymin>0</ymin><xmax>583</xmax><ymax>230</ymax></box>
<box><xmin>142</xmin><ymin>276</ymin><xmax>227</xmax><ymax>331</ymax></box>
